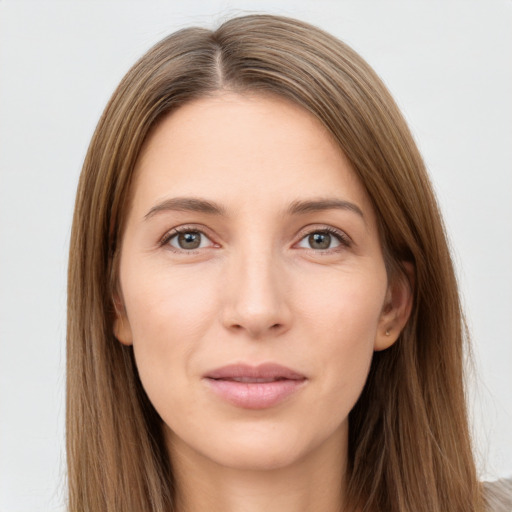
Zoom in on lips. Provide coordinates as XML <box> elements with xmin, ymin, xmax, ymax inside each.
<box><xmin>203</xmin><ymin>363</ymin><xmax>307</xmax><ymax>409</ymax></box>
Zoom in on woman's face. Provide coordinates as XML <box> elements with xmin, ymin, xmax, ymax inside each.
<box><xmin>114</xmin><ymin>92</ymin><xmax>408</xmax><ymax>472</ymax></box>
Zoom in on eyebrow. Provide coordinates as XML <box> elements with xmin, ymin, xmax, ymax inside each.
<box><xmin>286</xmin><ymin>198</ymin><xmax>364</xmax><ymax>219</ymax></box>
<box><xmin>145</xmin><ymin>197</ymin><xmax>226</xmax><ymax>219</ymax></box>
<box><xmin>144</xmin><ymin>196</ymin><xmax>364</xmax><ymax>221</ymax></box>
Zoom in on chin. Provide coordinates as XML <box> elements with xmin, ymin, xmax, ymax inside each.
<box><xmin>197</xmin><ymin>418</ymin><xmax>345</xmax><ymax>473</ymax></box>
<box><xmin>166</xmin><ymin>417</ymin><xmax>318</xmax><ymax>472</ymax></box>
<box><xmin>210</xmin><ymin>439</ymin><xmax>308</xmax><ymax>472</ymax></box>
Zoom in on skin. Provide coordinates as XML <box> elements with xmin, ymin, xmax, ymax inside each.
<box><xmin>114</xmin><ymin>92</ymin><xmax>412</xmax><ymax>512</ymax></box>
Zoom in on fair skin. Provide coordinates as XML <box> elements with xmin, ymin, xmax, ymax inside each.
<box><xmin>114</xmin><ymin>92</ymin><xmax>412</xmax><ymax>512</ymax></box>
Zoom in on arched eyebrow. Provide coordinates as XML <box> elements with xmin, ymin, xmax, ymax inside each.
<box><xmin>144</xmin><ymin>196</ymin><xmax>364</xmax><ymax>221</ymax></box>
<box><xmin>145</xmin><ymin>197</ymin><xmax>226</xmax><ymax>219</ymax></box>
<box><xmin>286</xmin><ymin>198</ymin><xmax>364</xmax><ymax>219</ymax></box>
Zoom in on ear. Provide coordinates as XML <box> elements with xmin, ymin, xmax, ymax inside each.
<box><xmin>112</xmin><ymin>293</ymin><xmax>133</xmax><ymax>346</ymax></box>
<box><xmin>374</xmin><ymin>262</ymin><xmax>414</xmax><ymax>351</ymax></box>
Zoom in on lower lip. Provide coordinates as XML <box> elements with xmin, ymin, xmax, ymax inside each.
<box><xmin>204</xmin><ymin>378</ymin><xmax>306</xmax><ymax>409</ymax></box>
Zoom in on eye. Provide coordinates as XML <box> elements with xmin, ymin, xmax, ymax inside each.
<box><xmin>296</xmin><ymin>228</ymin><xmax>350</xmax><ymax>251</ymax></box>
<box><xmin>163</xmin><ymin>228</ymin><xmax>214</xmax><ymax>251</ymax></box>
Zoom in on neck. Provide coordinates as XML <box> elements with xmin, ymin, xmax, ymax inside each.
<box><xmin>166</xmin><ymin>425</ymin><xmax>348</xmax><ymax>512</ymax></box>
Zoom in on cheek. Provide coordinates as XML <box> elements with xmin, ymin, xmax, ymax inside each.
<box><xmin>124</xmin><ymin>263</ymin><xmax>218</xmax><ymax>340</ymax></box>
<box><xmin>295</xmin><ymin>268</ymin><xmax>386</xmax><ymax>409</ymax></box>
<box><xmin>297</xmin><ymin>265</ymin><xmax>387</xmax><ymax>343</ymax></box>
<box><xmin>121</xmin><ymin>265</ymin><xmax>220</xmax><ymax>402</ymax></box>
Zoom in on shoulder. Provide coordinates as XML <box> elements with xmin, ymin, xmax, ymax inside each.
<box><xmin>483</xmin><ymin>478</ymin><xmax>512</xmax><ymax>512</ymax></box>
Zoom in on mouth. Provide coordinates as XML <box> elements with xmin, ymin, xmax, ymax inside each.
<box><xmin>203</xmin><ymin>363</ymin><xmax>307</xmax><ymax>410</ymax></box>
<box><xmin>215</xmin><ymin>376</ymin><xmax>292</xmax><ymax>383</ymax></box>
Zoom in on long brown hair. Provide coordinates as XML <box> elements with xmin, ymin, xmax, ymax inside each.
<box><xmin>67</xmin><ymin>14</ymin><xmax>483</xmax><ymax>511</ymax></box>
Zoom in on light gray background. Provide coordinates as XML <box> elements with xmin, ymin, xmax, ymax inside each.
<box><xmin>1</xmin><ymin>1</ymin><xmax>511</xmax><ymax>510</ymax></box>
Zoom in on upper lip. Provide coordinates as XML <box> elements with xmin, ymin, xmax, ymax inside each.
<box><xmin>204</xmin><ymin>363</ymin><xmax>306</xmax><ymax>381</ymax></box>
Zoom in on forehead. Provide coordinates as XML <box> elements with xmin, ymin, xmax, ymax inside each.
<box><xmin>129</xmin><ymin>92</ymin><xmax>376</xmax><ymax>224</ymax></box>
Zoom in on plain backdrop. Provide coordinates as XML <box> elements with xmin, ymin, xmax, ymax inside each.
<box><xmin>0</xmin><ymin>1</ymin><xmax>511</xmax><ymax>510</ymax></box>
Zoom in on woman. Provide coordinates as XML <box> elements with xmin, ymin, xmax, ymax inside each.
<box><xmin>66</xmin><ymin>13</ymin><xmax>501</xmax><ymax>512</ymax></box>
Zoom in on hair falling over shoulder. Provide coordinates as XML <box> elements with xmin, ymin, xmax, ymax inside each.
<box><xmin>67</xmin><ymin>13</ymin><xmax>485</xmax><ymax>512</ymax></box>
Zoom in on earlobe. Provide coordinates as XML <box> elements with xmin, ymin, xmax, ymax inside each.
<box><xmin>112</xmin><ymin>295</ymin><xmax>133</xmax><ymax>346</ymax></box>
<box><xmin>374</xmin><ymin>262</ymin><xmax>414</xmax><ymax>351</ymax></box>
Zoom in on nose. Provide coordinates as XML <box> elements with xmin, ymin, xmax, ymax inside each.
<box><xmin>221</xmin><ymin>247</ymin><xmax>292</xmax><ymax>339</ymax></box>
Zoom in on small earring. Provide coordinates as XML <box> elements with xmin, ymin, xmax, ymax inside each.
<box><xmin>385</xmin><ymin>329</ymin><xmax>391</xmax><ymax>336</ymax></box>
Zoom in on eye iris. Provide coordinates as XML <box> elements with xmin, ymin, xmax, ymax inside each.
<box><xmin>178</xmin><ymin>232</ymin><xmax>201</xmax><ymax>249</ymax></box>
<box><xmin>309</xmin><ymin>232</ymin><xmax>331</xmax><ymax>249</ymax></box>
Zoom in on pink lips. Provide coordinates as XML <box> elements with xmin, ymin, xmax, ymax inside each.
<box><xmin>203</xmin><ymin>363</ymin><xmax>307</xmax><ymax>410</ymax></box>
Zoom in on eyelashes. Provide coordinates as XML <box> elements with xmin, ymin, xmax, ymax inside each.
<box><xmin>295</xmin><ymin>227</ymin><xmax>350</xmax><ymax>252</ymax></box>
<box><xmin>159</xmin><ymin>224</ymin><xmax>352</xmax><ymax>255</ymax></box>
<box><xmin>159</xmin><ymin>226</ymin><xmax>218</xmax><ymax>253</ymax></box>
<box><xmin>162</xmin><ymin>228</ymin><xmax>214</xmax><ymax>251</ymax></box>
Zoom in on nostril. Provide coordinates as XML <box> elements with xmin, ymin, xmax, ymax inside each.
<box><xmin>228</xmin><ymin>322</ymin><xmax>284</xmax><ymax>337</ymax></box>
